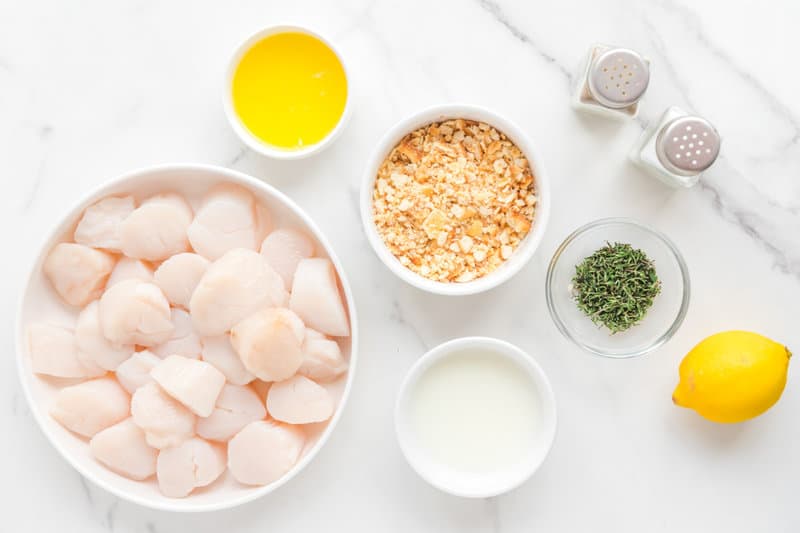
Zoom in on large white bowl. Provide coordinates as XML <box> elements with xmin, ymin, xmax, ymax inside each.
<box><xmin>15</xmin><ymin>164</ymin><xmax>358</xmax><ymax>512</ymax></box>
<box><xmin>360</xmin><ymin>104</ymin><xmax>551</xmax><ymax>295</ymax></box>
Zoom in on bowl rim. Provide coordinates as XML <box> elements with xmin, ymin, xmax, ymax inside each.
<box><xmin>359</xmin><ymin>103</ymin><xmax>551</xmax><ymax>296</ymax></box>
<box><xmin>394</xmin><ymin>336</ymin><xmax>557</xmax><ymax>498</ymax></box>
<box><xmin>545</xmin><ymin>217</ymin><xmax>691</xmax><ymax>358</ymax></box>
<box><xmin>222</xmin><ymin>24</ymin><xmax>352</xmax><ymax>160</ymax></box>
<box><xmin>14</xmin><ymin>163</ymin><xmax>359</xmax><ymax>512</ymax></box>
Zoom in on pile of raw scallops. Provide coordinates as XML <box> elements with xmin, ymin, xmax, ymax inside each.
<box><xmin>26</xmin><ymin>183</ymin><xmax>350</xmax><ymax>498</ymax></box>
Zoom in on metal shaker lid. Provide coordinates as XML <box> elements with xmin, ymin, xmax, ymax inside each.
<box><xmin>656</xmin><ymin>116</ymin><xmax>721</xmax><ymax>176</ymax></box>
<box><xmin>587</xmin><ymin>48</ymin><xmax>650</xmax><ymax>109</ymax></box>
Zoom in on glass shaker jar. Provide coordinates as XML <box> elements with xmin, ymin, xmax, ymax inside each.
<box><xmin>572</xmin><ymin>44</ymin><xmax>650</xmax><ymax>119</ymax></box>
<box><xmin>629</xmin><ymin>106</ymin><xmax>721</xmax><ymax>188</ymax></box>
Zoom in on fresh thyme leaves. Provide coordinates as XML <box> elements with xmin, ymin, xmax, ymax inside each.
<box><xmin>571</xmin><ymin>242</ymin><xmax>661</xmax><ymax>334</ymax></box>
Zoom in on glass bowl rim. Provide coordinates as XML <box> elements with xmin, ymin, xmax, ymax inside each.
<box><xmin>545</xmin><ymin>217</ymin><xmax>691</xmax><ymax>358</ymax></box>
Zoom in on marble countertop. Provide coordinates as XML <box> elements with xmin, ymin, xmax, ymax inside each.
<box><xmin>2</xmin><ymin>0</ymin><xmax>799</xmax><ymax>531</ymax></box>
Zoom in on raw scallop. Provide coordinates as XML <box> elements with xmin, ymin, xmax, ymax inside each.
<box><xmin>156</xmin><ymin>437</ymin><xmax>225</xmax><ymax>498</ymax></box>
<box><xmin>73</xmin><ymin>196</ymin><xmax>135</xmax><ymax>252</ymax></box>
<box><xmin>227</xmin><ymin>420</ymin><xmax>305</xmax><ymax>486</ymax></box>
<box><xmin>267</xmin><ymin>375</ymin><xmax>334</xmax><ymax>424</ymax></box>
<box><xmin>189</xmin><ymin>248</ymin><xmax>287</xmax><ymax>336</ymax></box>
<box><xmin>119</xmin><ymin>193</ymin><xmax>193</xmax><ymax>261</ymax></box>
<box><xmin>151</xmin><ymin>309</ymin><xmax>202</xmax><ymax>359</ymax></box>
<box><xmin>200</xmin><ymin>335</ymin><xmax>254</xmax><ymax>385</ymax></box>
<box><xmin>99</xmin><ymin>280</ymin><xmax>174</xmax><ymax>347</ymax></box>
<box><xmin>43</xmin><ymin>243</ymin><xmax>115</xmax><ymax>307</ymax></box>
<box><xmin>230</xmin><ymin>308</ymin><xmax>305</xmax><ymax>382</ymax></box>
<box><xmin>259</xmin><ymin>228</ymin><xmax>314</xmax><ymax>288</ymax></box>
<box><xmin>289</xmin><ymin>258</ymin><xmax>349</xmax><ymax>336</ymax></box>
<box><xmin>90</xmin><ymin>418</ymin><xmax>157</xmax><ymax>480</ymax></box>
<box><xmin>50</xmin><ymin>377</ymin><xmax>130</xmax><ymax>437</ymax></box>
<box><xmin>298</xmin><ymin>329</ymin><xmax>347</xmax><ymax>382</ymax></box>
<box><xmin>106</xmin><ymin>257</ymin><xmax>154</xmax><ymax>287</ymax></box>
<box><xmin>150</xmin><ymin>355</ymin><xmax>225</xmax><ymax>417</ymax></box>
<box><xmin>196</xmin><ymin>384</ymin><xmax>266</xmax><ymax>442</ymax></box>
<box><xmin>153</xmin><ymin>253</ymin><xmax>209</xmax><ymax>308</ymax></box>
<box><xmin>250</xmin><ymin>379</ymin><xmax>272</xmax><ymax>402</ymax></box>
<box><xmin>75</xmin><ymin>301</ymin><xmax>134</xmax><ymax>371</ymax></box>
<box><xmin>187</xmin><ymin>184</ymin><xmax>271</xmax><ymax>261</ymax></box>
<box><xmin>131</xmin><ymin>382</ymin><xmax>195</xmax><ymax>449</ymax></box>
<box><xmin>116</xmin><ymin>351</ymin><xmax>161</xmax><ymax>393</ymax></box>
<box><xmin>27</xmin><ymin>322</ymin><xmax>104</xmax><ymax>378</ymax></box>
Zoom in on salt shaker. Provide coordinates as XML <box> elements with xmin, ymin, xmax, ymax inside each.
<box><xmin>572</xmin><ymin>44</ymin><xmax>650</xmax><ymax>119</ymax></box>
<box><xmin>629</xmin><ymin>106</ymin><xmax>721</xmax><ymax>188</ymax></box>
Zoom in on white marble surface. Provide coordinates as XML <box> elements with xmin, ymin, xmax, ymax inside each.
<box><xmin>2</xmin><ymin>0</ymin><xmax>799</xmax><ymax>531</ymax></box>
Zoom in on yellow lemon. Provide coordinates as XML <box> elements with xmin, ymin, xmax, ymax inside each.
<box><xmin>673</xmin><ymin>331</ymin><xmax>791</xmax><ymax>423</ymax></box>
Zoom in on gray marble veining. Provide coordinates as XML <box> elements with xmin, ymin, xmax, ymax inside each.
<box><xmin>2</xmin><ymin>0</ymin><xmax>798</xmax><ymax>531</ymax></box>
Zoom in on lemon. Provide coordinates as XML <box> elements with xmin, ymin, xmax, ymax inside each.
<box><xmin>673</xmin><ymin>331</ymin><xmax>791</xmax><ymax>423</ymax></box>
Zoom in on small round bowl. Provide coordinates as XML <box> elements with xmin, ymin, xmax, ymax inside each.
<box><xmin>15</xmin><ymin>164</ymin><xmax>358</xmax><ymax>512</ymax></box>
<box><xmin>223</xmin><ymin>25</ymin><xmax>352</xmax><ymax>160</ymax></box>
<box><xmin>546</xmin><ymin>218</ymin><xmax>690</xmax><ymax>358</ymax></box>
<box><xmin>360</xmin><ymin>104</ymin><xmax>551</xmax><ymax>296</ymax></box>
<box><xmin>395</xmin><ymin>337</ymin><xmax>557</xmax><ymax>498</ymax></box>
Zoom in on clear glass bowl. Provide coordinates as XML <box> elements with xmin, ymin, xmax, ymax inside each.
<box><xmin>545</xmin><ymin>218</ymin><xmax>690</xmax><ymax>358</ymax></box>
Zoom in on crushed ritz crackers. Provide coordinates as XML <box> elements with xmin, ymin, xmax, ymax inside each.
<box><xmin>372</xmin><ymin>119</ymin><xmax>537</xmax><ymax>283</ymax></box>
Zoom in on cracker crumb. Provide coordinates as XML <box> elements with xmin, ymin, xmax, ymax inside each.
<box><xmin>372</xmin><ymin>119</ymin><xmax>536</xmax><ymax>283</ymax></box>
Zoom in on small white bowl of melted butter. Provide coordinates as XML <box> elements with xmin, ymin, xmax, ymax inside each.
<box><xmin>394</xmin><ymin>337</ymin><xmax>557</xmax><ymax>498</ymax></box>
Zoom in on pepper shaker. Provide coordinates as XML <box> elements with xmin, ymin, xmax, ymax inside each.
<box><xmin>629</xmin><ymin>106</ymin><xmax>721</xmax><ymax>188</ymax></box>
<box><xmin>572</xmin><ymin>44</ymin><xmax>650</xmax><ymax>119</ymax></box>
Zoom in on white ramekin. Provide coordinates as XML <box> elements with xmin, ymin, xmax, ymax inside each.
<box><xmin>15</xmin><ymin>164</ymin><xmax>358</xmax><ymax>512</ymax></box>
<box><xmin>223</xmin><ymin>25</ymin><xmax>352</xmax><ymax>160</ymax></box>
<box><xmin>360</xmin><ymin>104</ymin><xmax>551</xmax><ymax>295</ymax></box>
<box><xmin>395</xmin><ymin>337</ymin><xmax>557</xmax><ymax>498</ymax></box>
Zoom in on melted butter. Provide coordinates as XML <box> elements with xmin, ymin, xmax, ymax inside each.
<box><xmin>232</xmin><ymin>32</ymin><xmax>347</xmax><ymax>150</ymax></box>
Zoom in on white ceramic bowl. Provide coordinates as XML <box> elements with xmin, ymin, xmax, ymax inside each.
<box><xmin>395</xmin><ymin>337</ymin><xmax>557</xmax><ymax>498</ymax></box>
<box><xmin>360</xmin><ymin>104</ymin><xmax>551</xmax><ymax>295</ymax></box>
<box><xmin>15</xmin><ymin>164</ymin><xmax>358</xmax><ymax>512</ymax></box>
<box><xmin>223</xmin><ymin>25</ymin><xmax>352</xmax><ymax>160</ymax></box>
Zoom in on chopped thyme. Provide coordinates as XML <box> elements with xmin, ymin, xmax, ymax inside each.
<box><xmin>571</xmin><ymin>242</ymin><xmax>661</xmax><ymax>333</ymax></box>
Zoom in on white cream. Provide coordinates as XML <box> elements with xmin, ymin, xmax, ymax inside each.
<box><xmin>409</xmin><ymin>349</ymin><xmax>540</xmax><ymax>474</ymax></box>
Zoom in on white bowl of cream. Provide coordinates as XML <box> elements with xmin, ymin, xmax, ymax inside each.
<box><xmin>394</xmin><ymin>337</ymin><xmax>557</xmax><ymax>498</ymax></box>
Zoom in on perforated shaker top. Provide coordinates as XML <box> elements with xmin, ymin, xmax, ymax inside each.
<box><xmin>588</xmin><ymin>48</ymin><xmax>650</xmax><ymax>109</ymax></box>
<box><xmin>656</xmin><ymin>116</ymin><xmax>721</xmax><ymax>176</ymax></box>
